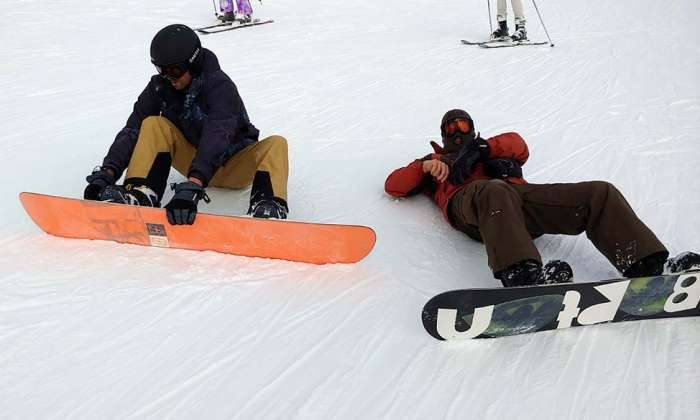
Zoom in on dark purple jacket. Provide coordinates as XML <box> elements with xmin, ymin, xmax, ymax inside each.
<box><xmin>102</xmin><ymin>48</ymin><xmax>259</xmax><ymax>186</ymax></box>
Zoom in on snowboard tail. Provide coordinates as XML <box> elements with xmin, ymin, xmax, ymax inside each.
<box><xmin>20</xmin><ymin>192</ymin><xmax>375</xmax><ymax>265</ymax></box>
<box><xmin>422</xmin><ymin>273</ymin><xmax>700</xmax><ymax>340</ymax></box>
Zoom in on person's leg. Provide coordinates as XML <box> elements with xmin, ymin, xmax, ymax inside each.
<box><xmin>218</xmin><ymin>0</ymin><xmax>235</xmax><ymax>21</ymax></box>
<box><xmin>236</xmin><ymin>0</ymin><xmax>253</xmax><ymax>17</ymax></box>
<box><xmin>450</xmin><ymin>180</ymin><xmax>577</xmax><ymax>286</ymax></box>
<box><xmin>512</xmin><ymin>181</ymin><xmax>668</xmax><ymax>275</ymax></box>
<box><xmin>209</xmin><ymin>135</ymin><xmax>289</xmax><ymax>215</ymax></box>
<box><xmin>509</xmin><ymin>0</ymin><xmax>528</xmax><ymax>40</ymax></box>
<box><xmin>450</xmin><ymin>180</ymin><xmax>541</xmax><ymax>273</ymax></box>
<box><xmin>220</xmin><ymin>0</ymin><xmax>234</xmax><ymax>13</ymax></box>
<box><xmin>496</xmin><ymin>0</ymin><xmax>508</xmax><ymax>22</ymax></box>
<box><xmin>122</xmin><ymin>116</ymin><xmax>196</xmax><ymax>204</ymax></box>
<box><xmin>491</xmin><ymin>0</ymin><xmax>510</xmax><ymax>39</ymax></box>
<box><xmin>511</xmin><ymin>0</ymin><xmax>526</xmax><ymax>25</ymax></box>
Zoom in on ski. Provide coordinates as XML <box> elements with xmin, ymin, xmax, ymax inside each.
<box><xmin>479</xmin><ymin>40</ymin><xmax>548</xmax><ymax>49</ymax></box>
<box><xmin>194</xmin><ymin>21</ymin><xmax>231</xmax><ymax>31</ymax></box>
<box><xmin>461</xmin><ymin>39</ymin><xmax>548</xmax><ymax>48</ymax></box>
<box><xmin>196</xmin><ymin>18</ymin><xmax>274</xmax><ymax>35</ymax></box>
<box><xmin>460</xmin><ymin>39</ymin><xmax>489</xmax><ymax>45</ymax></box>
<box><xmin>460</xmin><ymin>36</ymin><xmax>513</xmax><ymax>45</ymax></box>
<box><xmin>422</xmin><ymin>271</ymin><xmax>700</xmax><ymax>340</ymax></box>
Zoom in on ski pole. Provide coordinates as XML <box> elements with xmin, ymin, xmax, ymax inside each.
<box><xmin>531</xmin><ymin>0</ymin><xmax>554</xmax><ymax>47</ymax></box>
<box><xmin>212</xmin><ymin>0</ymin><xmax>219</xmax><ymax>18</ymax></box>
<box><xmin>487</xmin><ymin>0</ymin><xmax>493</xmax><ymax>34</ymax></box>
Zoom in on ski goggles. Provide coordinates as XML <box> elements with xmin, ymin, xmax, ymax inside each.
<box><xmin>443</xmin><ymin>118</ymin><xmax>472</xmax><ymax>136</ymax></box>
<box><xmin>155</xmin><ymin>63</ymin><xmax>189</xmax><ymax>81</ymax></box>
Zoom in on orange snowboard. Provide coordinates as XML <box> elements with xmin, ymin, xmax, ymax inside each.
<box><xmin>20</xmin><ymin>192</ymin><xmax>376</xmax><ymax>264</ymax></box>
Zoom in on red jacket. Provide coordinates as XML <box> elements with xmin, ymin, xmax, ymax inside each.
<box><xmin>385</xmin><ymin>132</ymin><xmax>529</xmax><ymax>222</ymax></box>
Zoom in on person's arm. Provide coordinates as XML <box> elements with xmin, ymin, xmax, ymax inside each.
<box><xmin>84</xmin><ymin>80</ymin><xmax>160</xmax><ymax>200</ymax></box>
<box><xmin>101</xmin><ymin>80</ymin><xmax>161</xmax><ymax>179</ymax></box>
<box><xmin>385</xmin><ymin>155</ymin><xmax>445</xmax><ymax>197</ymax></box>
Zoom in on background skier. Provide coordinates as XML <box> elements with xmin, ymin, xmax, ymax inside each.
<box><xmin>84</xmin><ymin>24</ymin><xmax>289</xmax><ymax>225</ymax></box>
<box><xmin>385</xmin><ymin>109</ymin><xmax>698</xmax><ymax>287</ymax></box>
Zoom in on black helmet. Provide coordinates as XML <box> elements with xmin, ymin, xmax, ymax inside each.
<box><xmin>150</xmin><ymin>24</ymin><xmax>203</xmax><ymax>74</ymax></box>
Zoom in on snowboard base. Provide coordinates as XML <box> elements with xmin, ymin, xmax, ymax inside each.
<box><xmin>20</xmin><ymin>192</ymin><xmax>375</xmax><ymax>265</ymax></box>
<box><xmin>422</xmin><ymin>272</ymin><xmax>700</xmax><ymax>340</ymax></box>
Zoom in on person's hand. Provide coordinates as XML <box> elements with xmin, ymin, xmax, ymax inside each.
<box><xmin>446</xmin><ymin>135</ymin><xmax>491</xmax><ymax>185</ymax></box>
<box><xmin>472</xmin><ymin>135</ymin><xmax>490</xmax><ymax>159</ymax></box>
<box><xmin>84</xmin><ymin>167</ymin><xmax>116</xmax><ymax>200</ymax></box>
<box><xmin>422</xmin><ymin>159</ymin><xmax>450</xmax><ymax>183</ymax></box>
<box><xmin>457</xmin><ymin>134</ymin><xmax>489</xmax><ymax>161</ymax></box>
<box><xmin>164</xmin><ymin>181</ymin><xmax>210</xmax><ymax>225</ymax></box>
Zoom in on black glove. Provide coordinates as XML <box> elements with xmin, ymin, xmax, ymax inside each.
<box><xmin>484</xmin><ymin>158</ymin><xmax>523</xmax><ymax>179</ymax></box>
<box><xmin>84</xmin><ymin>167</ymin><xmax>116</xmax><ymax>200</ymax></box>
<box><xmin>444</xmin><ymin>135</ymin><xmax>490</xmax><ymax>185</ymax></box>
<box><xmin>165</xmin><ymin>181</ymin><xmax>210</xmax><ymax>225</ymax></box>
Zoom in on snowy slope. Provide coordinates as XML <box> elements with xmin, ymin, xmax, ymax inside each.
<box><xmin>1</xmin><ymin>0</ymin><xmax>698</xmax><ymax>418</ymax></box>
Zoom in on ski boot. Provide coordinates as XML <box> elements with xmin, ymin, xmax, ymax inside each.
<box><xmin>100</xmin><ymin>184</ymin><xmax>160</xmax><ymax>207</ymax></box>
<box><xmin>248</xmin><ymin>197</ymin><xmax>288</xmax><ymax>219</ymax></box>
<box><xmin>490</xmin><ymin>20</ymin><xmax>509</xmax><ymax>41</ymax></box>
<box><xmin>218</xmin><ymin>12</ymin><xmax>236</xmax><ymax>22</ymax></box>
<box><xmin>495</xmin><ymin>259</ymin><xmax>573</xmax><ymax>287</ymax></box>
<box><xmin>511</xmin><ymin>24</ymin><xmax>528</xmax><ymax>41</ymax></box>
<box><xmin>236</xmin><ymin>14</ymin><xmax>253</xmax><ymax>24</ymax></box>
<box><xmin>665</xmin><ymin>252</ymin><xmax>700</xmax><ymax>274</ymax></box>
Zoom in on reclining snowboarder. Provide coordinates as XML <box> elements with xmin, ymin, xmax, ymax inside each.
<box><xmin>83</xmin><ymin>24</ymin><xmax>289</xmax><ymax>225</ymax></box>
<box><xmin>384</xmin><ymin>109</ymin><xmax>699</xmax><ymax>287</ymax></box>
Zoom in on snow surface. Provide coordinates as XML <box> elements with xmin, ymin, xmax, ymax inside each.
<box><xmin>1</xmin><ymin>0</ymin><xmax>699</xmax><ymax>418</ymax></box>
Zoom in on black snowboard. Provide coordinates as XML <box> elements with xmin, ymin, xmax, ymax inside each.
<box><xmin>422</xmin><ymin>271</ymin><xmax>699</xmax><ymax>340</ymax></box>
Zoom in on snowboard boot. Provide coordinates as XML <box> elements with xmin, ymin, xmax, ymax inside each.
<box><xmin>495</xmin><ymin>259</ymin><xmax>573</xmax><ymax>287</ymax></box>
<box><xmin>511</xmin><ymin>24</ymin><xmax>528</xmax><ymax>41</ymax></box>
<box><xmin>664</xmin><ymin>252</ymin><xmax>700</xmax><ymax>274</ymax></box>
<box><xmin>100</xmin><ymin>184</ymin><xmax>160</xmax><ymax>207</ymax></box>
<box><xmin>541</xmin><ymin>260</ymin><xmax>574</xmax><ymax>284</ymax></box>
<box><xmin>490</xmin><ymin>20</ymin><xmax>509</xmax><ymax>40</ymax></box>
<box><xmin>247</xmin><ymin>170</ymin><xmax>287</xmax><ymax>219</ymax></box>
<box><xmin>248</xmin><ymin>197</ymin><xmax>288</xmax><ymax>219</ymax></box>
<box><xmin>622</xmin><ymin>251</ymin><xmax>669</xmax><ymax>278</ymax></box>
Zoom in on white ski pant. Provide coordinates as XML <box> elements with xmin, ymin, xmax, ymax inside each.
<box><xmin>497</xmin><ymin>0</ymin><xmax>526</xmax><ymax>25</ymax></box>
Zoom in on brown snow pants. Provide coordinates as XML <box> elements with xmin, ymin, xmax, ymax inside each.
<box><xmin>124</xmin><ymin>116</ymin><xmax>288</xmax><ymax>200</ymax></box>
<box><xmin>448</xmin><ymin>179</ymin><xmax>667</xmax><ymax>274</ymax></box>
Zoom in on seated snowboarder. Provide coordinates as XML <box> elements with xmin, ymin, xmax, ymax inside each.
<box><xmin>218</xmin><ymin>0</ymin><xmax>254</xmax><ymax>23</ymax></box>
<box><xmin>84</xmin><ymin>24</ymin><xmax>289</xmax><ymax>225</ymax></box>
<box><xmin>385</xmin><ymin>109</ymin><xmax>699</xmax><ymax>287</ymax></box>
